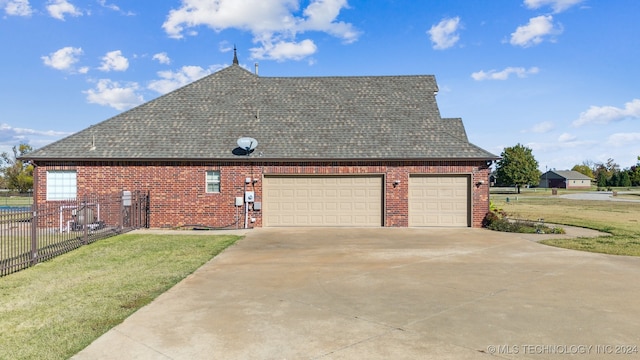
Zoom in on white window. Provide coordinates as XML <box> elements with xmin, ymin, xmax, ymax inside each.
<box><xmin>206</xmin><ymin>171</ymin><xmax>220</xmax><ymax>193</ymax></box>
<box><xmin>47</xmin><ymin>170</ymin><xmax>77</xmax><ymax>200</ymax></box>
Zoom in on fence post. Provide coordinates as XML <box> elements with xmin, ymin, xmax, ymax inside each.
<box><xmin>82</xmin><ymin>195</ymin><xmax>89</xmax><ymax>245</ymax></box>
<box><xmin>30</xmin><ymin>203</ymin><xmax>38</xmax><ymax>266</ymax></box>
<box><xmin>120</xmin><ymin>191</ymin><xmax>124</xmax><ymax>232</ymax></box>
<box><xmin>134</xmin><ymin>192</ymin><xmax>139</xmax><ymax>228</ymax></box>
<box><xmin>145</xmin><ymin>191</ymin><xmax>150</xmax><ymax>228</ymax></box>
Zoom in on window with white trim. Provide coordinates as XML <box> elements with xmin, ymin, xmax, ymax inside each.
<box><xmin>47</xmin><ymin>170</ymin><xmax>77</xmax><ymax>200</ymax></box>
<box><xmin>206</xmin><ymin>171</ymin><xmax>220</xmax><ymax>193</ymax></box>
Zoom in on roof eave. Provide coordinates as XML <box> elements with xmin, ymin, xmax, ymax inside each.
<box><xmin>24</xmin><ymin>156</ymin><xmax>500</xmax><ymax>163</ymax></box>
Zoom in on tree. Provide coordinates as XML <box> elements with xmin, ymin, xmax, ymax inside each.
<box><xmin>592</xmin><ymin>158</ymin><xmax>620</xmax><ymax>186</ymax></box>
<box><xmin>571</xmin><ymin>164</ymin><xmax>594</xmax><ymax>178</ymax></box>
<box><xmin>1</xmin><ymin>144</ymin><xmax>34</xmax><ymax>193</ymax></box>
<box><xmin>609</xmin><ymin>172</ymin><xmax>620</xmax><ymax>187</ymax></box>
<box><xmin>619</xmin><ymin>171</ymin><xmax>631</xmax><ymax>187</ymax></box>
<box><xmin>631</xmin><ymin>156</ymin><xmax>640</xmax><ymax>186</ymax></box>
<box><xmin>597</xmin><ymin>172</ymin><xmax>607</xmax><ymax>188</ymax></box>
<box><xmin>495</xmin><ymin>143</ymin><xmax>540</xmax><ymax>194</ymax></box>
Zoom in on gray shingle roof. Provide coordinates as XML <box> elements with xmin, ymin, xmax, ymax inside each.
<box><xmin>544</xmin><ymin>170</ymin><xmax>593</xmax><ymax>180</ymax></box>
<box><xmin>25</xmin><ymin>65</ymin><xmax>497</xmax><ymax>161</ymax></box>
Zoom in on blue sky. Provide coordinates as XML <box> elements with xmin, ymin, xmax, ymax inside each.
<box><xmin>1</xmin><ymin>0</ymin><xmax>639</xmax><ymax>170</ymax></box>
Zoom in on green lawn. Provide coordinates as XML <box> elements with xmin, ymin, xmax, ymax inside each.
<box><xmin>490</xmin><ymin>188</ymin><xmax>640</xmax><ymax>256</ymax></box>
<box><xmin>0</xmin><ymin>232</ymin><xmax>240</xmax><ymax>360</ymax></box>
<box><xmin>0</xmin><ymin>196</ymin><xmax>33</xmax><ymax>207</ymax></box>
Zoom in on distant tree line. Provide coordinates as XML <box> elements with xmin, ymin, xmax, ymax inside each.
<box><xmin>493</xmin><ymin>143</ymin><xmax>640</xmax><ymax>190</ymax></box>
<box><xmin>571</xmin><ymin>156</ymin><xmax>640</xmax><ymax>188</ymax></box>
<box><xmin>1</xmin><ymin>143</ymin><xmax>34</xmax><ymax>193</ymax></box>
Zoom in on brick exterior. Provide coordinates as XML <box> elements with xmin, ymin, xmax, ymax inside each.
<box><xmin>34</xmin><ymin>160</ymin><xmax>491</xmax><ymax>228</ymax></box>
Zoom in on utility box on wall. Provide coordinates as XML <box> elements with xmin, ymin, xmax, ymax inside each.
<box><xmin>245</xmin><ymin>191</ymin><xmax>255</xmax><ymax>202</ymax></box>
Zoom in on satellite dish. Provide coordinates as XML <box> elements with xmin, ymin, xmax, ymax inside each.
<box><xmin>237</xmin><ymin>137</ymin><xmax>258</xmax><ymax>153</ymax></box>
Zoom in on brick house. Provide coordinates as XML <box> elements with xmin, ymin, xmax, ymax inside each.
<box><xmin>23</xmin><ymin>54</ymin><xmax>498</xmax><ymax>229</ymax></box>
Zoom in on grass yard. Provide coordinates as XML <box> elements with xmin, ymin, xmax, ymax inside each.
<box><xmin>0</xmin><ymin>232</ymin><xmax>240</xmax><ymax>360</ymax></box>
<box><xmin>0</xmin><ymin>196</ymin><xmax>33</xmax><ymax>207</ymax></box>
<box><xmin>490</xmin><ymin>190</ymin><xmax>640</xmax><ymax>256</ymax></box>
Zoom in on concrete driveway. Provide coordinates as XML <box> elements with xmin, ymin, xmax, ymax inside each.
<box><xmin>73</xmin><ymin>228</ymin><xmax>640</xmax><ymax>359</ymax></box>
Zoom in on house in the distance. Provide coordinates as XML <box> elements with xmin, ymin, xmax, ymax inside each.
<box><xmin>23</xmin><ymin>52</ymin><xmax>498</xmax><ymax>229</ymax></box>
<box><xmin>539</xmin><ymin>170</ymin><xmax>593</xmax><ymax>189</ymax></box>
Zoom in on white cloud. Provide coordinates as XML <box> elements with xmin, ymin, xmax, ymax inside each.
<box><xmin>510</xmin><ymin>15</ymin><xmax>560</xmax><ymax>47</ymax></box>
<box><xmin>0</xmin><ymin>123</ymin><xmax>72</xmax><ymax>154</ymax></box>
<box><xmin>47</xmin><ymin>0</ymin><xmax>82</xmax><ymax>20</ymax></box>
<box><xmin>0</xmin><ymin>123</ymin><xmax>69</xmax><ymax>139</ymax></box>
<box><xmin>41</xmin><ymin>46</ymin><xmax>84</xmax><ymax>72</ymax></box>
<box><xmin>148</xmin><ymin>65</ymin><xmax>217</xmax><ymax>94</ymax></box>
<box><xmin>250</xmin><ymin>39</ymin><xmax>317</xmax><ymax>61</ymax></box>
<box><xmin>4</xmin><ymin>0</ymin><xmax>32</xmax><ymax>16</ymax></box>
<box><xmin>98</xmin><ymin>50</ymin><xmax>129</xmax><ymax>72</ymax></box>
<box><xmin>218</xmin><ymin>41</ymin><xmax>234</xmax><ymax>53</ymax></box>
<box><xmin>98</xmin><ymin>0</ymin><xmax>134</xmax><ymax>16</ymax></box>
<box><xmin>427</xmin><ymin>17</ymin><xmax>461</xmax><ymax>50</ymax></box>
<box><xmin>162</xmin><ymin>0</ymin><xmax>359</xmax><ymax>61</ymax></box>
<box><xmin>152</xmin><ymin>52</ymin><xmax>171</xmax><ymax>65</ymax></box>
<box><xmin>558</xmin><ymin>132</ymin><xmax>576</xmax><ymax>142</ymax></box>
<box><xmin>84</xmin><ymin>79</ymin><xmax>143</xmax><ymax>110</ymax></box>
<box><xmin>298</xmin><ymin>0</ymin><xmax>359</xmax><ymax>43</ymax></box>
<box><xmin>525</xmin><ymin>121</ymin><xmax>555</xmax><ymax>133</ymax></box>
<box><xmin>572</xmin><ymin>99</ymin><xmax>640</xmax><ymax>127</ymax></box>
<box><xmin>97</xmin><ymin>0</ymin><xmax>118</xmax><ymax>12</ymax></box>
<box><xmin>524</xmin><ymin>0</ymin><xmax>584</xmax><ymax>13</ymax></box>
<box><xmin>471</xmin><ymin>66</ymin><xmax>539</xmax><ymax>81</ymax></box>
<box><xmin>527</xmin><ymin>139</ymin><xmax>595</xmax><ymax>153</ymax></box>
<box><xmin>607</xmin><ymin>133</ymin><xmax>640</xmax><ymax>147</ymax></box>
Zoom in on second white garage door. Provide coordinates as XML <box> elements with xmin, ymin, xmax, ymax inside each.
<box><xmin>409</xmin><ymin>175</ymin><xmax>470</xmax><ymax>227</ymax></box>
<box><xmin>263</xmin><ymin>176</ymin><xmax>383</xmax><ymax>227</ymax></box>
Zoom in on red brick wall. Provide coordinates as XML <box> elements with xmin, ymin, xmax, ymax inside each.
<box><xmin>34</xmin><ymin>160</ymin><xmax>491</xmax><ymax>228</ymax></box>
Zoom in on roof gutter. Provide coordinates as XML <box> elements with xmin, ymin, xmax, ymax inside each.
<box><xmin>20</xmin><ymin>156</ymin><xmax>500</xmax><ymax>163</ymax></box>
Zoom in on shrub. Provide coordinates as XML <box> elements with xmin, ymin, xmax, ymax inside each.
<box><xmin>483</xmin><ymin>207</ymin><xmax>565</xmax><ymax>234</ymax></box>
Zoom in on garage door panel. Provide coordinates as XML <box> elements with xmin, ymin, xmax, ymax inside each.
<box><xmin>264</xmin><ymin>176</ymin><xmax>382</xmax><ymax>227</ymax></box>
<box><xmin>281</xmin><ymin>203</ymin><xmax>294</xmax><ymax>211</ymax></box>
<box><xmin>280</xmin><ymin>189</ymin><xmax>294</xmax><ymax>197</ymax></box>
<box><xmin>440</xmin><ymin>203</ymin><xmax>454</xmax><ymax>211</ymax></box>
<box><xmin>310</xmin><ymin>189</ymin><xmax>323</xmax><ymax>197</ymax></box>
<box><xmin>409</xmin><ymin>175</ymin><xmax>470</xmax><ymax>227</ymax></box>
<box><xmin>340</xmin><ymin>203</ymin><xmax>353</xmax><ymax>211</ymax></box>
<box><xmin>454</xmin><ymin>203</ymin><xmax>467</xmax><ymax>211</ymax></box>
<box><xmin>325</xmin><ymin>189</ymin><xmax>338</xmax><ymax>198</ymax></box>
<box><xmin>310</xmin><ymin>203</ymin><xmax>323</xmax><ymax>211</ymax></box>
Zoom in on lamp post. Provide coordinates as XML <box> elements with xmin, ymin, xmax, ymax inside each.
<box><xmin>545</xmin><ymin>165</ymin><xmax>548</xmax><ymax>190</ymax></box>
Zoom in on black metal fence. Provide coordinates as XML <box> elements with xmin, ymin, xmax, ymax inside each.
<box><xmin>0</xmin><ymin>191</ymin><xmax>149</xmax><ymax>277</ymax></box>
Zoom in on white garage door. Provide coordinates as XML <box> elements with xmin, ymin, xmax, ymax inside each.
<box><xmin>409</xmin><ymin>175</ymin><xmax>470</xmax><ymax>227</ymax></box>
<box><xmin>263</xmin><ymin>176</ymin><xmax>383</xmax><ymax>227</ymax></box>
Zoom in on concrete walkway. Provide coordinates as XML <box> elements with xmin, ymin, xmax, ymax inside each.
<box><xmin>73</xmin><ymin>228</ymin><xmax>640</xmax><ymax>359</ymax></box>
<box><xmin>560</xmin><ymin>191</ymin><xmax>640</xmax><ymax>202</ymax></box>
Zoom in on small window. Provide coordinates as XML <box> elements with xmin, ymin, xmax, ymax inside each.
<box><xmin>206</xmin><ymin>171</ymin><xmax>220</xmax><ymax>193</ymax></box>
<box><xmin>47</xmin><ymin>170</ymin><xmax>77</xmax><ymax>200</ymax></box>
